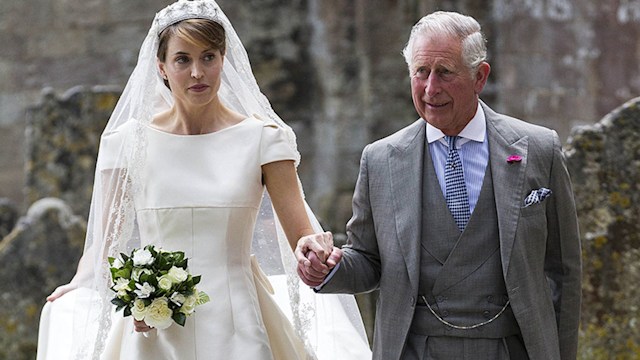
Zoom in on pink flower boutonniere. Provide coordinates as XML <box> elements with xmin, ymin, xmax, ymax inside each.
<box><xmin>507</xmin><ymin>155</ymin><xmax>523</xmax><ymax>164</ymax></box>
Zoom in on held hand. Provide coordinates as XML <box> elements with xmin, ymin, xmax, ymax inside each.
<box><xmin>295</xmin><ymin>232</ymin><xmax>344</xmax><ymax>287</ymax></box>
<box><xmin>297</xmin><ymin>251</ymin><xmax>328</xmax><ymax>286</ymax></box>
<box><xmin>295</xmin><ymin>231</ymin><xmax>335</xmax><ymax>287</ymax></box>
<box><xmin>46</xmin><ymin>283</ymin><xmax>77</xmax><ymax>302</ymax></box>
<box><xmin>295</xmin><ymin>231</ymin><xmax>333</xmax><ymax>271</ymax></box>
<box><xmin>296</xmin><ymin>247</ymin><xmax>343</xmax><ymax>287</ymax></box>
<box><xmin>134</xmin><ymin>319</ymin><xmax>154</xmax><ymax>333</ymax></box>
<box><xmin>325</xmin><ymin>246</ymin><xmax>343</xmax><ymax>268</ymax></box>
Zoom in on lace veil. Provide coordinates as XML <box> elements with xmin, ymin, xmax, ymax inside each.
<box><xmin>58</xmin><ymin>0</ymin><xmax>370</xmax><ymax>358</ymax></box>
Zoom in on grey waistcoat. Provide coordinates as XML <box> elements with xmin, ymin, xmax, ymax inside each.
<box><xmin>411</xmin><ymin>147</ymin><xmax>520</xmax><ymax>339</ymax></box>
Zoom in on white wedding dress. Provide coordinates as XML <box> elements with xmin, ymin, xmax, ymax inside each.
<box><xmin>37</xmin><ymin>117</ymin><xmax>371</xmax><ymax>359</ymax></box>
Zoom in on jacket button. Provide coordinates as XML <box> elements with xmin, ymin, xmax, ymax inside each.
<box><xmin>441</xmin><ymin>310</ymin><xmax>449</xmax><ymax>317</ymax></box>
<box><xmin>487</xmin><ymin>295</ymin><xmax>493</xmax><ymax>303</ymax></box>
<box><xmin>483</xmin><ymin>310</ymin><xmax>491</xmax><ymax>318</ymax></box>
<box><xmin>436</xmin><ymin>296</ymin><xmax>445</xmax><ymax>302</ymax></box>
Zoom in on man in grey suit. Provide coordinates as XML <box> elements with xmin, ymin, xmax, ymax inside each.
<box><xmin>296</xmin><ymin>11</ymin><xmax>581</xmax><ymax>360</ymax></box>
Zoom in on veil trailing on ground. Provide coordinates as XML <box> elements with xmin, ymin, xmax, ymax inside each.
<box><xmin>37</xmin><ymin>1</ymin><xmax>370</xmax><ymax>359</ymax></box>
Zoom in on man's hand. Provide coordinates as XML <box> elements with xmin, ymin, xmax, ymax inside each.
<box><xmin>294</xmin><ymin>232</ymin><xmax>343</xmax><ymax>287</ymax></box>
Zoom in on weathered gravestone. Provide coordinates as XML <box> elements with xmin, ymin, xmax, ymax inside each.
<box><xmin>0</xmin><ymin>198</ymin><xmax>18</xmax><ymax>241</ymax></box>
<box><xmin>0</xmin><ymin>198</ymin><xmax>85</xmax><ymax>360</ymax></box>
<box><xmin>25</xmin><ymin>86</ymin><xmax>119</xmax><ymax>219</ymax></box>
<box><xmin>565</xmin><ymin>97</ymin><xmax>640</xmax><ymax>359</ymax></box>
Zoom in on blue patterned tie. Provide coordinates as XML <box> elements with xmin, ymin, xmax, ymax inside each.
<box><xmin>444</xmin><ymin>136</ymin><xmax>471</xmax><ymax>231</ymax></box>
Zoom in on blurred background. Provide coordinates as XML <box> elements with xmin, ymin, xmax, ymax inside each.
<box><xmin>1</xmin><ymin>0</ymin><xmax>639</xmax><ymax>359</ymax></box>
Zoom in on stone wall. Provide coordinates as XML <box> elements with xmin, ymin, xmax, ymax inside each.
<box><xmin>492</xmin><ymin>0</ymin><xmax>640</xmax><ymax>139</ymax></box>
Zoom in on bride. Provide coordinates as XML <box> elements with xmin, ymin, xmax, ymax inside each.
<box><xmin>36</xmin><ymin>1</ymin><xmax>371</xmax><ymax>359</ymax></box>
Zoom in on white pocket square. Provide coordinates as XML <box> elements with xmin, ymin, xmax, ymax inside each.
<box><xmin>523</xmin><ymin>188</ymin><xmax>552</xmax><ymax>208</ymax></box>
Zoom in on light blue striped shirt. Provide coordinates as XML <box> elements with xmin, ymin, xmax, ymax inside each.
<box><xmin>426</xmin><ymin>103</ymin><xmax>488</xmax><ymax>214</ymax></box>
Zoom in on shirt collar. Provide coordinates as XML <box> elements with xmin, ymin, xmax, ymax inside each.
<box><xmin>425</xmin><ymin>102</ymin><xmax>486</xmax><ymax>147</ymax></box>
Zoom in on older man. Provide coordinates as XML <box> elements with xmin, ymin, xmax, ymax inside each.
<box><xmin>296</xmin><ymin>11</ymin><xmax>581</xmax><ymax>360</ymax></box>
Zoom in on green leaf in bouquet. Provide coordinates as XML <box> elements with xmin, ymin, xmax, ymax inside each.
<box><xmin>110</xmin><ymin>267</ymin><xmax>118</xmax><ymax>280</ymax></box>
<box><xmin>156</xmin><ymin>254</ymin><xmax>171</xmax><ymax>270</ymax></box>
<box><xmin>114</xmin><ymin>268</ymin><xmax>131</xmax><ymax>280</ymax></box>
<box><xmin>173</xmin><ymin>253</ymin><xmax>186</xmax><ymax>267</ymax></box>
<box><xmin>123</xmin><ymin>306</ymin><xmax>132</xmax><ymax>317</ymax></box>
<box><xmin>121</xmin><ymin>253</ymin><xmax>130</xmax><ymax>262</ymax></box>
<box><xmin>196</xmin><ymin>291</ymin><xmax>210</xmax><ymax>305</ymax></box>
<box><xmin>111</xmin><ymin>298</ymin><xmax>127</xmax><ymax>308</ymax></box>
<box><xmin>147</xmin><ymin>245</ymin><xmax>158</xmax><ymax>256</ymax></box>
<box><xmin>192</xmin><ymin>275</ymin><xmax>201</xmax><ymax>286</ymax></box>
<box><xmin>147</xmin><ymin>274</ymin><xmax>159</xmax><ymax>287</ymax></box>
<box><xmin>172</xmin><ymin>311</ymin><xmax>187</xmax><ymax>327</ymax></box>
<box><xmin>139</xmin><ymin>272</ymin><xmax>151</xmax><ymax>283</ymax></box>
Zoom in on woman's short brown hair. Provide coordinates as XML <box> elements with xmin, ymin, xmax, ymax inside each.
<box><xmin>157</xmin><ymin>18</ymin><xmax>226</xmax><ymax>62</ymax></box>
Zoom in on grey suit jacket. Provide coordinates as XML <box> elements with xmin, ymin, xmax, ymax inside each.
<box><xmin>320</xmin><ymin>102</ymin><xmax>582</xmax><ymax>360</ymax></box>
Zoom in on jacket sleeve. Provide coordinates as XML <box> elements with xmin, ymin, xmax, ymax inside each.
<box><xmin>320</xmin><ymin>144</ymin><xmax>382</xmax><ymax>294</ymax></box>
<box><xmin>544</xmin><ymin>131</ymin><xmax>582</xmax><ymax>360</ymax></box>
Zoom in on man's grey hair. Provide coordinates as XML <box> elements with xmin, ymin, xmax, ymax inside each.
<box><xmin>402</xmin><ymin>11</ymin><xmax>487</xmax><ymax>73</ymax></box>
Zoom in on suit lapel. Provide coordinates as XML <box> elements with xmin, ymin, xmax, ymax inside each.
<box><xmin>483</xmin><ymin>104</ymin><xmax>529</xmax><ymax>277</ymax></box>
<box><xmin>388</xmin><ymin>120</ymin><xmax>425</xmax><ymax>292</ymax></box>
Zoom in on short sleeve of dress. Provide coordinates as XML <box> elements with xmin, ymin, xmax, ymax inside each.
<box><xmin>97</xmin><ymin>120</ymin><xmax>135</xmax><ymax>170</ymax></box>
<box><xmin>259</xmin><ymin>123</ymin><xmax>298</xmax><ymax>166</ymax></box>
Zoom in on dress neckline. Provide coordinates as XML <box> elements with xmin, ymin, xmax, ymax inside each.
<box><xmin>145</xmin><ymin>117</ymin><xmax>253</xmax><ymax>137</ymax></box>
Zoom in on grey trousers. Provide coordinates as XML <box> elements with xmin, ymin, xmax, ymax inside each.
<box><xmin>402</xmin><ymin>333</ymin><xmax>530</xmax><ymax>360</ymax></box>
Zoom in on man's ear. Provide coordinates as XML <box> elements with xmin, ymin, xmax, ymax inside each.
<box><xmin>474</xmin><ymin>62</ymin><xmax>491</xmax><ymax>94</ymax></box>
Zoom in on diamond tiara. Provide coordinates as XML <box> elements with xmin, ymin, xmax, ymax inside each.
<box><xmin>154</xmin><ymin>0</ymin><xmax>221</xmax><ymax>34</ymax></box>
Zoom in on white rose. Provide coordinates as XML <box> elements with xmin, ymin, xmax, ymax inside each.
<box><xmin>158</xmin><ymin>275</ymin><xmax>173</xmax><ymax>291</ymax></box>
<box><xmin>169</xmin><ymin>292</ymin><xmax>186</xmax><ymax>306</ymax></box>
<box><xmin>131</xmin><ymin>268</ymin><xmax>152</xmax><ymax>282</ymax></box>
<box><xmin>131</xmin><ymin>299</ymin><xmax>148</xmax><ymax>321</ymax></box>
<box><xmin>180</xmin><ymin>295</ymin><xmax>198</xmax><ymax>315</ymax></box>
<box><xmin>134</xmin><ymin>282</ymin><xmax>155</xmax><ymax>299</ymax></box>
<box><xmin>132</xmin><ymin>249</ymin><xmax>154</xmax><ymax>266</ymax></box>
<box><xmin>144</xmin><ymin>297</ymin><xmax>173</xmax><ymax>330</ymax></box>
<box><xmin>167</xmin><ymin>266</ymin><xmax>189</xmax><ymax>283</ymax></box>
<box><xmin>113</xmin><ymin>278</ymin><xmax>131</xmax><ymax>292</ymax></box>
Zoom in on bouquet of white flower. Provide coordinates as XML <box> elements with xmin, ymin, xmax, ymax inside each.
<box><xmin>108</xmin><ymin>245</ymin><xmax>210</xmax><ymax>330</ymax></box>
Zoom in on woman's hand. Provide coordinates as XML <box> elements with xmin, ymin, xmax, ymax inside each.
<box><xmin>295</xmin><ymin>232</ymin><xmax>342</xmax><ymax>287</ymax></box>
<box><xmin>46</xmin><ymin>283</ymin><xmax>77</xmax><ymax>302</ymax></box>
<box><xmin>134</xmin><ymin>319</ymin><xmax>154</xmax><ymax>332</ymax></box>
